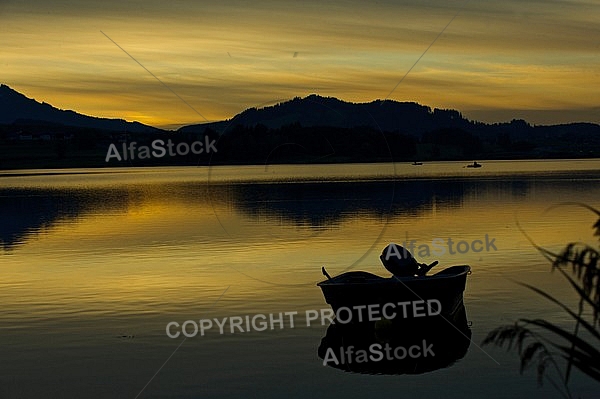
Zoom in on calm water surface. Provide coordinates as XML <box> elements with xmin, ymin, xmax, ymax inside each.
<box><xmin>1</xmin><ymin>160</ymin><xmax>599</xmax><ymax>398</ymax></box>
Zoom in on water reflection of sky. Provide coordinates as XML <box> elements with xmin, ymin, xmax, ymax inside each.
<box><xmin>1</xmin><ymin>162</ymin><xmax>599</xmax><ymax>398</ymax></box>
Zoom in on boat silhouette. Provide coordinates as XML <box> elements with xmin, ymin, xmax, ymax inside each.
<box><xmin>317</xmin><ymin>264</ymin><xmax>470</xmax><ymax>322</ymax></box>
<box><xmin>317</xmin><ymin>244</ymin><xmax>471</xmax><ymax>373</ymax></box>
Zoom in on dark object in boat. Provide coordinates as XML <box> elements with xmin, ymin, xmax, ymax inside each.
<box><xmin>318</xmin><ymin>302</ymin><xmax>471</xmax><ymax>375</ymax></box>
<box><xmin>317</xmin><ymin>265</ymin><xmax>470</xmax><ymax>320</ymax></box>
<box><xmin>466</xmin><ymin>161</ymin><xmax>482</xmax><ymax>168</ymax></box>
<box><xmin>379</xmin><ymin>243</ymin><xmax>437</xmax><ymax>277</ymax></box>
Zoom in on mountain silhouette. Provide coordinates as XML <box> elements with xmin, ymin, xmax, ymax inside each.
<box><xmin>0</xmin><ymin>84</ymin><xmax>160</xmax><ymax>133</ymax></box>
<box><xmin>178</xmin><ymin>94</ymin><xmax>600</xmax><ymax>155</ymax></box>
<box><xmin>179</xmin><ymin>94</ymin><xmax>470</xmax><ymax>134</ymax></box>
<box><xmin>1</xmin><ymin>85</ymin><xmax>599</xmax><ymax>167</ymax></box>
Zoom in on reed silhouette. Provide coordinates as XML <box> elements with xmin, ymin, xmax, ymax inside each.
<box><xmin>483</xmin><ymin>203</ymin><xmax>600</xmax><ymax>398</ymax></box>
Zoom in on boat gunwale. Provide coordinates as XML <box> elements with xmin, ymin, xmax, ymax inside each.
<box><xmin>317</xmin><ymin>265</ymin><xmax>471</xmax><ymax>286</ymax></box>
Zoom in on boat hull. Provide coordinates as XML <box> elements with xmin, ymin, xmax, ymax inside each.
<box><xmin>317</xmin><ymin>265</ymin><xmax>470</xmax><ymax>322</ymax></box>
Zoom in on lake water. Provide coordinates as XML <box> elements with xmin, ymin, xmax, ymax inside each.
<box><xmin>1</xmin><ymin>160</ymin><xmax>599</xmax><ymax>398</ymax></box>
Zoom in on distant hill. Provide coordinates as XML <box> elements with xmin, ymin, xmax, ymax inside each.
<box><xmin>178</xmin><ymin>94</ymin><xmax>600</xmax><ymax>142</ymax></box>
<box><xmin>0</xmin><ymin>84</ymin><xmax>161</xmax><ymax>133</ymax></box>
<box><xmin>179</xmin><ymin>94</ymin><xmax>470</xmax><ymax>134</ymax></box>
<box><xmin>179</xmin><ymin>94</ymin><xmax>600</xmax><ymax>160</ymax></box>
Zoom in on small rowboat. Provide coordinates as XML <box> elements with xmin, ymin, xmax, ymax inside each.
<box><xmin>317</xmin><ymin>265</ymin><xmax>471</xmax><ymax>322</ymax></box>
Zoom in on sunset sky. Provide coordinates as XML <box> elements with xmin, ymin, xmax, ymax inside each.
<box><xmin>2</xmin><ymin>0</ymin><xmax>599</xmax><ymax>129</ymax></box>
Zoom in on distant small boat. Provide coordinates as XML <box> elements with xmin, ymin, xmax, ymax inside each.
<box><xmin>466</xmin><ymin>161</ymin><xmax>482</xmax><ymax>168</ymax></box>
<box><xmin>411</xmin><ymin>161</ymin><xmax>423</xmax><ymax>166</ymax></box>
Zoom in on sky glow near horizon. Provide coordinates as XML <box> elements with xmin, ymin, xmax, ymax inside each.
<box><xmin>1</xmin><ymin>0</ymin><xmax>599</xmax><ymax>129</ymax></box>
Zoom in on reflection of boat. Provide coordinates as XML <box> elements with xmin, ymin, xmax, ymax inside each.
<box><xmin>466</xmin><ymin>161</ymin><xmax>482</xmax><ymax>168</ymax></box>
<box><xmin>317</xmin><ymin>265</ymin><xmax>470</xmax><ymax>321</ymax></box>
<box><xmin>411</xmin><ymin>161</ymin><xmax>423</xmax><ymax>166</ymax></box>
<box><xmin>318</xmin><ymin>302</ymin><xmax>471</xmax><ymax>375</ymax></box>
